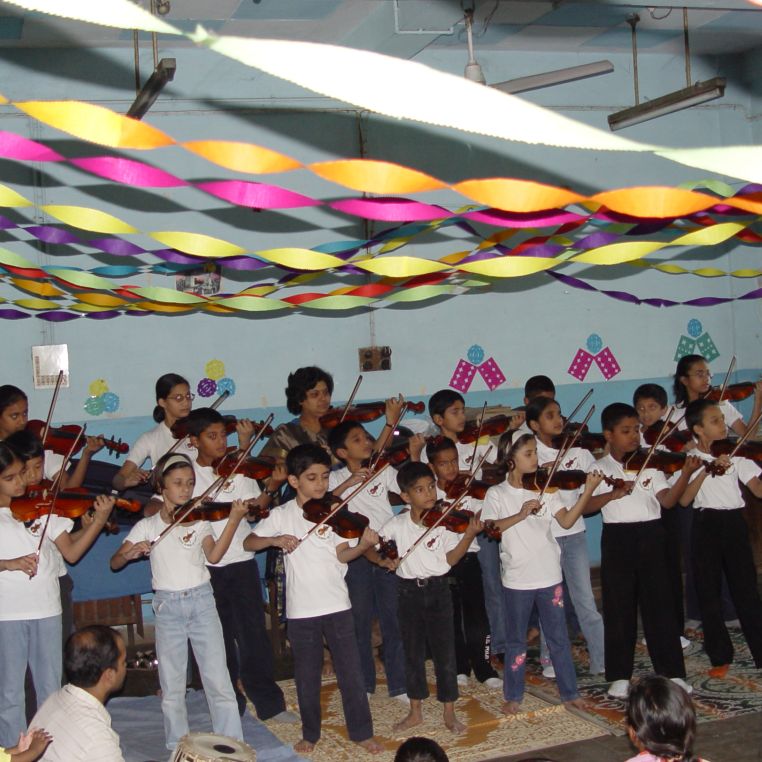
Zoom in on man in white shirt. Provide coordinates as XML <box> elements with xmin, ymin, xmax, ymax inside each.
<box><xmin>32</xmin><ymin>626</ymin><xmax>126</xmax><ymax>762</ymax></box>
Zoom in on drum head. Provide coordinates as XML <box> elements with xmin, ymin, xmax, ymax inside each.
<box><xmin>174</xmin><ymin>732</ymin><xmax>256</xmax><ymax>761</ymax></box>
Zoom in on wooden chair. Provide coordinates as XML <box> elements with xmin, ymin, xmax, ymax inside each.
<box><xmin>73</xmin><ymin>594</ymin><xmax>145</xmax><ymax>650</ymax></box>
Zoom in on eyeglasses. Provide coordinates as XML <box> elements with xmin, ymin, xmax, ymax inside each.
<box><xmin>688</xmin><ymin>371</ymin><xmax>712</xmax><ymax>379</ymax></box>
<box><xmin>169</xmin><ymin>393</ymin><xmax>195</xmax><ymax>402</ymax></box>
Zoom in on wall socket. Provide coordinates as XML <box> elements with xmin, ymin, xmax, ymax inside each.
<box><xmin>358</xmin><ymin>346</ymin><xmax>392</xmax><ymax>372</ymax></box>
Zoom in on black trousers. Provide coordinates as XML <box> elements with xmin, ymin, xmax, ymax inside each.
<box><xmin>601</xmin><ymin>520</ymin><xmax>686</xmax><ymax>681</ymax></box>
<box><xmin>288</xmin><ymin>610</ymin><xmax>373</xmax><ymax>744</ymax></box>
<box><xmin>692</xmin><ymin>509</ymin><xmax>762</xmax><ymax>668</ymax></box>
<box><xmin>661</xmin><ymin>506</ymin><xmax>685</xmax><ymax>634</ymax></box>
<box><xmin>449</xmin><ymin>553</ymin><xmax>498</xmax><ymax>682</ymax></box>
<box><xmin>208</xmin><ymin>558</ymin><xmax>286</xmax><ymax>720</ymax></box>
<box><xmin>397</xmin><ymin>575</ymin><xmax>458</xmax><ymax>702</ymax></box>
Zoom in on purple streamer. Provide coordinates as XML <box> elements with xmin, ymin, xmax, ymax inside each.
<box><xmin>26</xmin><ymin>226</ymin><xmax>81</xmax><ymax>245</ymax></box>
<box><xmin>0</xmin><ymin>309</ymin><xmax>30</xmax><ymax>319</ymax></box>
<box><xmin>88</xmin><ymin>238</ymin><xmax>147</xmax><ymax>256</ymax></box>
<box><xmin>36</xmin><ymin>311</ymin><xmax>81</xmax><ymax>322</ymax></box>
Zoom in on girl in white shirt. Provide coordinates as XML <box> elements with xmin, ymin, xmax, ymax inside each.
<box><xmin>110</xmin><ymin>453</ymin><xmax>246</xmax><ymax>751</ymax></box>
<box><xmin>481</xmin><ymin>432</ymin><xmax>601</xmax><ymax>716</ymax></box>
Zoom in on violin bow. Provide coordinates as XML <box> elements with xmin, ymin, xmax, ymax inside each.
<box><xmin>725</xmin><ymin>408</ymin><xmax>762</xmax><ymax>459</ymax></box>
<box><xmin>396</xmin><ymin>447</ymin><xmax>492</xmax><ymax>568</ymax></box>
<box><xmin>369</xmin><ymin>401</ymin><xmax>407</xmax><ymax>470</ymax></box>
<box><xmin>557</xmin><ymin>405</ymin><xmax>596</xmax><ymax>462</ymax></box>
<box><xmin>32</xmin><ymin>424</ymin><xmax>85</xmax><ymax>574</ymax></box>
<box><xmin>468</xmin><ymin>402</ymin><xmax>488</xmax><ymax>475</ymax></box>
<box><xmin>150</xmin><ymin>428</ymin><xmax>263</xmax><ymax>549</ymax></box>
<box><xmin>629</xmin><ymin>408</ymin><xmax>675</xmax><ymax>491</ymax></box>
<box><xmin>212</xmin><ymin>413</ymin><xmax>275</xmax><ymax>475</ymax></box>
<box><xmin>564</xmin><ymin>388</ymin><xmax>594</xmax><ymax>429</ymax></box>
<box><xmin>294</xmin><ymin>463</ymin><xmax>391</xmax><ymax>547</ymax></box>
<box><xmin>339</xmin><ymin>375</ymin><xmax>363</xmax><ymax>424</ymax></box>
<box><xmin>40</xmin><ymin>370</ymin><xmax>65</xmax><ymax>448</ymax></box>
<box><xmin>535</xmin><ymin>434</ymin><xmax>572</xmax><ymax>515</ymax></box>
<box><xmin>708</xmin><ymin>356</ymin><xmax>736</xmax><ymax>403</ymax></box>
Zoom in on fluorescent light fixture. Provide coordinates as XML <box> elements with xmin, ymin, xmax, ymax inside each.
<box><xmin>127</xmin><ymin>58</ymin><xmax>176</xmax><ymax>120</ymax></box>
<box><xmin>608</xmin><ymin>77</ymin><xmax>726</xmax><ymax>131</ymax></box>
<box><xmin>492</xmin><ymin>60</ymin><xmax>614</xmax><ymax>95</ymax></box>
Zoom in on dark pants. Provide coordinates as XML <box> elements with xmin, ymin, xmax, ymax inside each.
<box><xmin>208</xmin><ymin>559</ymin><xmax>286</xmax><ymax>720</ymax></box>
<box><xmin>397</xmin><ymin>575</ymin><xmax>458</xmax><ymax>703</ymax></box>
<box><xmin>288</xmin><ymin>610</ymin><xmax>373</xmax><ymax>744</ymax></box>
<box><xmin>59</xmin><ymin>573</ymin><xmax>75</xmax><ymax>645</ymax></box>
<box><xmin>692</xmin><ymin>509</ymin><xmax>762</xmax><ymax>668</ymax></box>
<box><xmin>345</xmin><ymin>556</ymin><xmax>406</xmax><ymax>696</ymax></box>
<box><xmin>601</xmin><ymin>520</ymin><xmax>685</xmax><ymax>681</ymax></box>
<box><xmin>661</xmin><ymin>506</ymin><xmax>685</xmax><ymax>634</ymax></box>
<box><xmin>449</xmin><ymin>553</ymin><xmax>498</xmax><ymax>682</ymax></box>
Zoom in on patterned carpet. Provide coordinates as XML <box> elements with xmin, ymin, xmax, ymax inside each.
<box><xmin>264</xmin><ymin>668</ymin><xmax>607</xmax><ymax>761</ymax></box>
<box><xmin>524</xmin><ymin>626</ymin><xmax>762</xmax><ymax>735</ymax></box>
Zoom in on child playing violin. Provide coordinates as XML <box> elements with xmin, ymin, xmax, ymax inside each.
<box><xmin>679</xmin><ymin>399</ymin><xmax>762</xmax><ymax>678</ymax></box>
<box><xmin>0</xmin><ymin>442</ymin><xmax>113</xmax><ymax>748</ymax></box>
<box><xmin>327</xmin><ymin>420</ymin><xmax>411</xmax><ymax>704</ymax></box>
<box><xmin>110</xmin><ymin>452</ymin><xmax>245</xmax><ymax>751</ymax></box>
<box><xmin>513</xmin><ymin>375</ymin><xmax>557</xmax><ymax>437</ymax></box>
<box><xmin>481</xmin><ymin>432</ymin><xmax>601</xmax><ymax>715</ymax></box>
<box><xmin>525</xmin><ymin>397</ymin><xmax>605</xmax><ymax>677</ymax></box>
<box><xmin>425</xmin><ymin>436</ymin><xmax>501</xmax><ymax>690</ymax></box>
<box><xmin>243</xmin><ymin>443</ymin><xmax>382</xmax><ymax>755</ymax></box>
<box><xmin>375</xmin><ymin>461</ymin><xmax>481</xmax><ymax>735</ymax></box>
<box><xmin>180</xmin><ymin>408</ymin><xmax>294</xmax><ymax>723</ymax></box>
<box><xmin>583</xmin><ymin>403</ymin><xmax>701</xmax><ymax>700</ymax></box>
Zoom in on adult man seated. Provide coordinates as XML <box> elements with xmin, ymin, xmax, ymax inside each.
<box><xmin>32</xmin><ymin>625</ymin><xmax>126</xmax><ymax>761</ymax></box>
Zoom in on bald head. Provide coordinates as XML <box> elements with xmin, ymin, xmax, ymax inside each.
<box><xmin>64</xmin><ymin>626</ymin><xmax>123</xmax><ymax>688</ymax></box>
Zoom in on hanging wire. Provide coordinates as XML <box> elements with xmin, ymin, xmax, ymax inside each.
<box><xmin>683</xmin><ymin>7</ymin><xmax>692</xmax><ymax>86</ymax></box>
<box><xmin>627</xmin><ymin>14</ymin><xmax>640</xmax><ymax>105</ymax></box>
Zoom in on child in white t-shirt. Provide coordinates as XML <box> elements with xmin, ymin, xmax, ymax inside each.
<box><xmin>110</xmin><ymin>453</ymin><xmax>245</xmax><ymax>751</ymax></box>
<box><xmin>244</xmin><ymin>443</ymin><xmax>382</xmax><ymax>755</ymax></box>
<box><xmin>0</xmin><ymin>442</ymin><xmax>113</xmax><ymax>748</ymax></box>
<box><xmin>679</xmin><ymin>399</ymin><xmax>762</xmax><ymax>677</ymax></box>
<box><xmin>326</xmin><ymin>420</ymin><xmax>408</xmax><ymax>702</ymax></box>
<box><xmin>481</xmin><ymin>432</ymin><xmax>601</xmax><ymax>716</ymax></box>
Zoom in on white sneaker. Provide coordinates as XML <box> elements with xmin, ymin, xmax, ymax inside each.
<box><xmin>680</xmin><ymin>636</ymin><xmax>691</xmax><ymax>649</ymax></box>
<box><xmin>457</xmin><ymin>673</ymin><xmax>468</xmax><ymax>686</ymax></box>
<box><xmin>484</xmin><ymin>677</ymin><xmax>503</xmax><ymax>689</ymax></box>
<box><xmin>542</xmin><ymin>665</ymin><xmax>556</xmax><ymax>679</ymax></box>
<box><xmin>607</xmin><ymin>679</ymin><xmax>630</xmax><ymax>699</ymax></box>
<box><xmin>392</xmin><ymin>693</ymin><xmax>410</xmax><ymax>705</ymax></box>
<box><xmin>671</xmin><ymin>677</ymin><xmax>693</xmax><ymax>695</ymax></box>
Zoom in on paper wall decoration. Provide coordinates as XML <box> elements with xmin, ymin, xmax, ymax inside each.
<box><xmin>84</xmin><ymin>378</ymin><xmax>119</xmax><ymax>415</ymax></box>
<box><xmin>674</xmin><ymin>319</ymin><xmax>720</xmax><ymax>362</ymax></box>
<box><xmin>196</xmin><ymin>359</ymin><xmax>236</xmax><ymax>399</ymax></box>
<box><xmin>449</xmin><ymin>346</ymin><xmax>507</xmax><ymax>392</ymax></box>
<box><xmin>568</xmin><ymin>335</ymin><xmax>621</xmax><ymax>381</ymax></box>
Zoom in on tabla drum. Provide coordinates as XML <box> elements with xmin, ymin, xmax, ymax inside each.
<box><xmin>172</xmin><ymin>733</ymin><xmax>256</xmax><ymax>761</ymax></box>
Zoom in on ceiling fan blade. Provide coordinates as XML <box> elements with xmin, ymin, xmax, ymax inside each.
<box><xmin>491</xmin><ymin>60</ymin><xmax>614</xmax><ymax>94</ymax></box>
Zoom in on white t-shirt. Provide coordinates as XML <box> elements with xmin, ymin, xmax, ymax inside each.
<box><xmin>328</xmin><ymin>466</ymin><xmax>398</xmax><ymax>531</ymax></box>
<box><xmin>0</xmin><ymin>507</ymin><xmax>72</xmax><ymax>620</ymax></box>
<box><xmin>481</xmin><ymin>481</ymin><xmax>563</xmax><ymax>590</ymax></box>
<box><xmin>591</xmin><ymin>454</ymin><xmax>668</xmax><ymax>523</ymax></box>
<box><xmin>125</xmin><ymin>512</ymin><xmax>213</xmax><ymax>592</ymax></box>
<box><xmin>684</xmin><ymin>449</ymin><xmax>760</xmax><ymax>509</ymax></box>
<box><xmin>43</xmin><ymin>450</ymin><xmax>65</xmax><ymax>481</ymax></box>
<box><xmin>421</xmin><ymin>440</ymin><xmax>495</xmax><ymax>479</ymax></box>
<box><xmin>125</xmin><ymin>422</ymin><xmax>196</xmax><ymax>469</ymax></box>
<box><xmin>380</xmin><ymin>510</ymin><xmax>460</xmax><ymax>580</ymax></box>
<box><xmin>192</xmin><ymin>463</ymin><xmax>260</xmax><ymax>567</ymax></box>
<box><xmin>672</xmin><ymin>400</ymin><xmax>742</xmax><ymax>432</ymax></box>
<box><xmin>253</xmin><ymin>499</ymin><xmax>353</xmax><ymax>619</ymax></box>
<box><xmin>536</xmin><ymin>441</ymin><xmax>594</xmax><ymax>538</ymax></box>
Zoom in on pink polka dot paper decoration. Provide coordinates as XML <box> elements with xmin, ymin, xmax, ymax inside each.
<box><xmin>594</xmin><ymin>347</ymin><xmax>621</xmax><ymax>380</ymax></box>
<box><xmin>449</xmin><ymin>359</ymin><xmax>477</xmax><ymax>393</ymax></box>
<box><xmin>477</xmin><ymin>357</ymin><xmax>506</xmax><ymax>391</ymax></box>
<box><xmin>568</xmin><ymin>349</ymin><xmax>594</xmax><ymax>381</ymax></box>
<box><xmin>197</xmin><ymin>377</ymin><xmax>217</xmax><ymax>398</ymax></box>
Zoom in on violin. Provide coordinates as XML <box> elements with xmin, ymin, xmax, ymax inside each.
<box><xmin>459</xmin><ymin>415</ymin><xmax>514</xmax><ymax>445</ymax></box>
<box><xmin>171</xmin><ymin>416</ymin><xmax>274</xmax><ymax>440</ymax></box>
<box><xmin>522</xmin><ymin>468</ymin><xmax>624</xmax><ymax>493</ymax></box>
<box><xmin>301</xmin><ymin>494</ymin><xmax>370</xmax><ymax>539</ymax></box>
<box><xmin>171</xmin><ymin>499</ymin><xmax>270</xmax><ymax>524</ymax></box>
<box><xmin>362</xmin><ymin>441</ymin><xmax>411</xmax><ymax>471</ymax></box>
<box><xmin>704</xmin><ymin>381</ymin><xmax>756</xmax><ymax>403</ymax></box>
<box><xmin>620</xmin><ymin>448</ymin><xmax>686</xmax><ymax>475</ymax></box>
<box><xmin>213</xmin><ymin>451</ymin><xmax>276</xmax><ymax>481</ymax></box>
<box><xmin>422</xmin><ymin>503</ymin><xmax>501</xmax><ymax>540</ymax></box>
<box><xmin>27</xmin><ymin>420</ymin><xmax>128</xmax><ymax>458</ymax></box>
<box><xmin>551</xmin><ymin>431</ymin><xmax>607</xmax><ymax>453</ymax></box>
<box><xmin>642</xmin><ymin>421</ymin><xmax>692</xmax><ymax>452</ymax></box>
<box><xmin>710</xmin><ymin>438</ymin><xmax>762</xmax><ymax>465</ymax></box>
<box><xmin>377</xmin><ymin>537</ymin><xmax>398</xmax><ymax>560</ymax></box>
<box><xmin>443</xmin><ymin>474</ymin><xmax>492</xmax><ymax>501</ymax></box>
<box><xmin>480</xmin><ymin>461</ymin><xmax>507</xmax><ymax>486</ymax></box>
<box><xmin>320</xmin><ymin>401</ymin><xmax>425</xmax><ymax>430</ymax></box>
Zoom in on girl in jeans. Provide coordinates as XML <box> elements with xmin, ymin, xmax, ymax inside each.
<box><xmin>481</xmin><ymin>433</ymin><xmax>602</xmax><ymax>715</ymax></box>
<box><xmin>110</xmin><ymin>453</ymin><xmax>246</xmax><ymax>751</ymax></box>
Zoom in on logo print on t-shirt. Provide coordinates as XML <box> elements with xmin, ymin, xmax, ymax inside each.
<box><xmin>26</xmin><ymin>520</ymin><xmax>42</xmax><ymax>535</ymax></box>
<box><xmin>641</xmin><ymin>477</ymin><xmax>652</xmax><ymax>489</ymax></box>
<box><xmin>180</xmin><ymin>529</ymin><xmax>197</xmax><ymax>546</ymax></box>
<box><xmin>368</xmin><ymin>483</ymin><xmax>383</xmax><ymax>497</ymax></box>
<box><xmin>425</xmin><ymin>531</ymin><xmax>442</xmax><ymax>551</ymax></box>
<box><xmin>316</xmin><ymin>524</ymin><xmax>332</xmax><ymax>540</ymax></box>
<box><xmin>564</xmin><ymin>458</ymin><xmax>576</xmax><ymax>469</ymax></box>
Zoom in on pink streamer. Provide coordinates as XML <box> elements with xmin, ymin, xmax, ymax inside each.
<box><xmin>70</xmin><ymin>157</ymin><xmax>187</xmax><ymax>188</ymax></box>
<box><xmin>0</xmin><ymin>131</ymin><xmax>63</xmax><ymax>162</ymax></box>
<box><xmin>197</xmin><ymin>180</ymin><xmax>319</xmax><ymax>209</ymax></box>
<box><xmin>329</xmin><ymin>198</ymin><xmax>450</xmax><ymax>222</ymax></box>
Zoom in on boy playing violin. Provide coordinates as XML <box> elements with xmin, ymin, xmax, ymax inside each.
<box><xmin>244</xmin><ymin>443</ymin><xmax>382</xmax><ymax>754</ymax></box>
<box><xmin>178</xmin><ymin>408</ymin><xmax>294</xmax><ymax>724</ymax></box>
<box><xmin>374</xmin><ymin>461</ymin><xmax>481</xmax><ymax>734</ymax></box>
<box><xmin>327</xmin><ymin>420</ymin><xmax>413</xmax><ymax>704</ymax></box>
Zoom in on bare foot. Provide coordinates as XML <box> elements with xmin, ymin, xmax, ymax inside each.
<box><xmin>393</xmin><ymin>710</ymin><xmax>423</xmax><ymax>734</ymax></box>
<box><xmin>501</xmin><ymin>700</ymin><xmax>521</xmax><ymax>715</ymax></box>
<box><xmin>526</xmin><ymin>627</ymin><xmax>540</xmax><ymax>644</ymax></box>
<box><xmin>444</xmin><ymin>715</ymin><xmax>466</xmax><ymax>733</ymax></box>
<box><xmin>565</xmin><ymin>697</ymin><xmax>589</xmax><ymax>712</ymax></box>
<box><xmin>357</xmin><ymin>737</ymin><xmax>383</xmax><ymax>754</ymax></box>
<box><xmin>294</xmin><ymin>739</ymin><xmax>315</xmax><ymax>753</ymax></box>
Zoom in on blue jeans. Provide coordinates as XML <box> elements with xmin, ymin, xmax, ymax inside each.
<box><xmin>503</xmin><ymin>584</ymin><xmax>578</xmax><ymax>703</ymax></box>
<box><xmin>346</xmin><ymin>556</ymin><xmax>406</xmax><ymax>696</ymax></box>
<box><xmin>153</xmin><ymin>583</ymin><xmax>242</xmax><ymax>750</ymax></box>
<box><xmin>540</xmin><ymin>532</ymin><xmax>605</xmax><ymax>675</ymax></box>
<box><xmin>0</xmin><ymin>616</ymin><xmax>62</xmax><ymax>747</ymax></box>
<box><xmin>476</xmin><ymin>534</ymin><xmax>507</xmax><ymax>656</ymax></box>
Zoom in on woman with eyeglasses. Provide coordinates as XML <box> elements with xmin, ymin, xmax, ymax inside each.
<box><xmin>673</xmin><ymin>355</ymin><xmax>762</xmax><ymax>437</ymax></box>
<box><xmin>112</xmin><ymin>373</ymin><xmax>199</xmax><ymax>491</ymax></box>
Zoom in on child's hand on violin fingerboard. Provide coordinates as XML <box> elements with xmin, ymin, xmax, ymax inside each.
<box><xmin>126</xmin><ymin>469</ymin><xmax>151</xmax><ymax>488</ymax></box>
<box><xmin>464</xmin><ymin>513</ymin><xmax>483</xmax><ymax>539</ymax></box>
<box><xmin>230</xmin><ymin>499</ymin><xmax>249</xmax><ymax>521</ymax></box>
<box><xmin>84</xmin><ymin>435</ymin><xmax>105</xmax><ymax>454</ymax></box>
<box><xmin>276</xmin><ymin>534</ymin><xmax>299</xmax><ymax>553</ymax></box>
<box><xmin>385</xmin><ymin>394</ymin><xmax>405</xmax><ymax>423</ymax></box>
<box><xmin>270</xmin><ymin>463</ymin><xmax>287</xmax><ymax>486</ymax></box>
<box><xmin>585</xmin><ymin>471</ymin><xmax>605</xmax><ymax>490</ymax></box>
<box><xmin>92</xmin><ymin>494</ymin><xmax>116</xmax><ymax>519</ymax></box>
<box><xmin>682</xmin><ymin>454</ymin><xmax>704</xmax><ymax>475</ymax></box>
<box><xmin>236</xmin><ymin>418</ymin><xmax>255</xmax><ymax>449</ymax></box>
<box><xmin>408</xmin><ymin>434</ymin><xmax>426</xmax><ymax>458</ymax></box>
<box><xmin>520</xmin><ymin>500</ymin><xmax>541</xmax><ymax>519</ymax></box>
<box><xmin>359</xmin><ymin>527</ymin><xmax>379</xmax><ymax>550</ymax></box>
<box><xmin>612</xmin><ymin>482</ymin><xmax>634</xmax><ymax>499</ymax></box>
